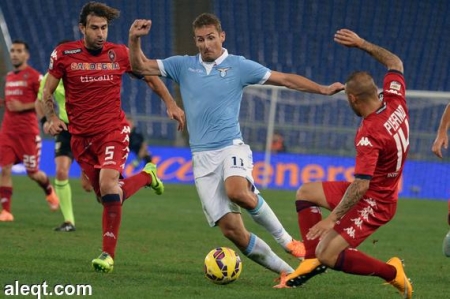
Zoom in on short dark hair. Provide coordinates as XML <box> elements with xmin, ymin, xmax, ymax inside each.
<box><xmin>78</xmin><ymin>1</ymin><xmax>120</xmax><ymax>26</ymax></box>
<box><xmin>12</xmin><ymin>39</ymin><xmax>29</xmax><ymax>52</ymax></box>
<box><xmin>192</xmin><ymin>13</ymin><xmax>222</xmax><ymax>33</ymax></box>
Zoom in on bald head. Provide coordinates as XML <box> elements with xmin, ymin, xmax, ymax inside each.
<box><xmin>345</xmin><ymin>71</ymin><xmax>378</xmax><ymax>101</ymax></box>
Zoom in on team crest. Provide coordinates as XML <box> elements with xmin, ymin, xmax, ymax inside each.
<box><xmin>108</xmin><ymin>50</ymin><xmax>116</xmax><ymax>62</ymax></box>
<box><xmin>217</xmin><ymin>67</ymin><xmax>231</xmax><ymax>78</ymax></box>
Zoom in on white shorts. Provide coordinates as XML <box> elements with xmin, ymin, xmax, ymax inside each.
<box><xmin>192</xmin><ymin>140</ymin><xmax>259</xmax><ymax>227</ymax></box>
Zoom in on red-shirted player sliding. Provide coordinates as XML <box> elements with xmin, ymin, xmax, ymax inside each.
<box><xmin>274</xmin><ymin>29</ymin><xmax>413</xmax><ymax>298</ymax></box>
<box><xmin>0</xmin><ymin>40</ymin><xmax>60</xmax><ymax>222</ymax></box>
<box><xmin>42</xmin><ymin>2</ymin><xmax>185</xmax><ymax>273</ymax></box>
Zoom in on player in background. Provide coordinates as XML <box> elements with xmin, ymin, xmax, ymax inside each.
<box><xmin>0</xmin><ymin>40</ymin><xmax>59</xmax><ymax>222</ymax></box>
<box><xmin>431</xmin><ymin>103</ymin><xmax>450</xmax><ymax>256</ymax></box>
<box><xmin>127</xmin><ymin>116</ymin><xmax>153</xmax><ymax>167</ymax></box>
<box><xmin>42</xmin><ymin>2</ymin><xmax>185</xmax><ymax>272</ymax></box>
<box><xmin>128</xmin><ymin>13</ymin><xmax>344</xmax><ymax>276</ymax></box>
<box><xmin>35</xmin><ymin>40</ymin><xmax>77</xmax><ymax>231</ymax></box>
<box><xmin>274</xmin><ymin>29</ymin><xmax>413</xmax><ymax>298</ymax></box>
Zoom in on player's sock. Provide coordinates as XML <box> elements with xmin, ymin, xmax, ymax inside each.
<box><xmin>55</xmin><ymin>179</ymin><xmax>75</xmax><ymax>225</ymax></box>
<box><xmin>101</xmin><ymin>194</ymin><xmax>122</xmax><ymax>259</ymax></box>
<box><xmin>37</xmin><ymin>176</ymin><xmax>53</xmax><ymax>196</ymax></box>
<box><xmin>333</xmin><ymin>248</ymin><xmax>396</xmax><ymax>281</ymax></box>
<box><xmin>143</xmin><ymin>154</ymin><xmax>152</xmax><ymax>164</ymax></box>
<box><xmin>120</xmin><ymin>172</ymin><xmax>150</xmax><ymax>201</ymax></box>
<box><xmin>242</xmin><ymin>233</ymin><xmax>294</xmax><ymax>274</ymax></box>
<box><xmin>296</xmin><ymin>200</ymin><xmax>322</xmax><ymax>259</ymax></box>
<box><xmin>0</xmin><ymin>186</ymin><xmax>13</xmax><ymax>212</ymax></box>
<box><xmin>247</xmin><ymin>195</ymin><xmax>293</xmax><ymax>248</ymax></box>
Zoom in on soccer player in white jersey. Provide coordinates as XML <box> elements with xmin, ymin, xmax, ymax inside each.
<box><xmin>128</xmin><ymin>13</ymin><xmax>344</xmax><ymax>276</ymax></box>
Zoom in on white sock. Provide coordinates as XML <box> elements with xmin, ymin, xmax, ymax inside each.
<box><xmin>247</xmin><ymin>195</ymin><xmax>293</xmax><ymax>249</ymax></box>
<box><xmin>242</xmin><ymin>233</ymin><xmax>294</xmax><ymax>274</ymax></box>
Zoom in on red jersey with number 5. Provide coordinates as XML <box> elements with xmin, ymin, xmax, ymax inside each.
<box><xmin>48</xmin><ymin>40</ymin><xmax>131</xmax><ymax>136</ymax></box>
<box><xmin>354</xmin><ymin>71</ymin><xmax>409</xmax><ymax>203</ymax></box>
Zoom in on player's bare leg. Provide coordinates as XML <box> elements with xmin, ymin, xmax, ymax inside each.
<box><xmin>28</xmin><ymin>170</ymin><xmax>59</xmax><ymax>211</ymax></box>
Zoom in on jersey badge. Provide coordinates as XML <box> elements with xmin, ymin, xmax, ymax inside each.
<box><xmin>217</xmin><ymin>67</ymin><xmax>231</xmax><ymax>78</ymax></box>
<box><xmin>108</xmin><ymin>50</ymin><xmax>116</xmax><ymax>62</ymax></box>
<box><xmin>389</xmin><ymin>81</ymin><xmax>401</xmax><ymax>91</ymax></box>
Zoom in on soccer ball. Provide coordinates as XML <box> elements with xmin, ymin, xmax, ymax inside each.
<box><xmin>204</xmin><ymin>247</ymin><xmax>242</xmax><ymax>285</ymax></box>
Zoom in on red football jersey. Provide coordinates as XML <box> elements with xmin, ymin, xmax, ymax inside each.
<box><xmin>1</xmin><ymin>66</ymin><xmax>41</xmax><ymax>135</ymax></box>
<box><xmin>354</xmin><ymin>71</ymin><xmax>409</xmax><ymax>203</ymax></box>
<box><xmin>48</xmin><ymin>40</ymin><xmax>131</xmax><ymax>136</ymax></box>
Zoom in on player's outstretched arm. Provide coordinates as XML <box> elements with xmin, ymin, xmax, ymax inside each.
<box><xmin>432</xmin><ymin>103</ymin><xmax>450</xmax><ymax>158</ymax></box>
<box><xmin>334</xmin><ymin>28</ymin><xmax>403</xmax><ymax>73</ymax></box>
<box><xmin>128</xmin><ymin>19</ymin><xmax>161</xmax><ymax>76</ymax></box>
<box><xmin>265</xmin><ymin>71</ymin><xmax>344</xmax><ymax>95</ymax></box>
<box><xmin>143</xmin><ymin>76</ymin><xmax>186</xmax><ymax>131</ymax></box>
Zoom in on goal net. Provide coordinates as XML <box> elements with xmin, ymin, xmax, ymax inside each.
<box><xmin>240</xmin><ymin>85</ymin><xmax>450</xmax><ymax>200</ymax></box>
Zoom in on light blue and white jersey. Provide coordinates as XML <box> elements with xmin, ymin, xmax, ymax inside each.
<box><xmin>157</xmin><ymin>49</ymin><xmax>270</xmax><ymax>152</ymax></box>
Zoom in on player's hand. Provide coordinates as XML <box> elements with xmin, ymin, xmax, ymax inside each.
<box><xmin>43</xmin><ymin>121</ymin><xmax>51</xmax><ymax>134</ymax></box>
<box><xmin>80</xmin><ymin>172</ymin><xmax>93</xmax><ymax>192</ymax></box>
<box><xmin>334</xmin><ymin>29</ymin><xmax>365</xmax><ymax>48</ymax></box>
<box><xmin>323</xmin><ymin>82</ymin><xmax>345</xmax><ymax>95</ymax></box>
<box><xmin>47</xmin><ymin>116</ymin><xmax>67</xmax><ymax>136</ymax></box>
<box><xmin>129</xmin><ymin>19</ymin><xmax>152</xmax><ymax>39</ymax></box>
<box><xmin>6</xmin><ymin>100</ymin><xmax>24</xmax><ymax>112</ymax></box>
<box><xmin>166</xmin><ymin>102</ymin><xmax>186</xmax><ymax>131</ymax></box>
<box><xmin>432</xmin><ymin>133</ymin><xmax>448</xmax><ymax>159</ymax></box>
<box><xmin>306</xmin><ymin>217</ymin><xmax>335</xmax><ymax>240</ymax></box>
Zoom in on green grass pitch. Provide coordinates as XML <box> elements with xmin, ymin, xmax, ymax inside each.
<box><xmin>1</xmin><ymin>176</ymin><xmax>449</xmax><ymax>298</ymax></box>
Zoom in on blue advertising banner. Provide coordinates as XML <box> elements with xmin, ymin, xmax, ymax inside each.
<box><xmin>9</xmin><ymin>140</ymin><xmax>449</xmax><ymax>201</ymax></box>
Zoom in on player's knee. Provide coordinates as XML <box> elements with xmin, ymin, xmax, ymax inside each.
<box><xmin>55</xmin><ymin>167</ymin><xmax>69</xmax><ymax>180</ymax></box>
<box><xmin>227</xmin><ymin>189</ymin><xmax>252</xmax><ymax>206</ymax></box>
<box><xmin>296</xmin><ymin>184</ymin><xmax>312</xmax><ymax>200</ymax></box>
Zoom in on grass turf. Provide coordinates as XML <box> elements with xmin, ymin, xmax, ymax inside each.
<box><xmin>1</xmin><ymin>176</ymin><xmax>449</xmax><ymax>298</ymax></box>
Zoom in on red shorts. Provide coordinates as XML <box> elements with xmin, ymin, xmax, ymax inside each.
<box><xmin>0</xmin><ymin>132</ymin><xmax>42</xmax><ymax>173</ymax></box>
<box><xmin>71</xmin><ymin>123</ymin><xmax>130</xmax><ymax>195</ymax></box>
<box><xmin>322</xmin><ymin>181</ymin><xmax>397</xmax><ymax>247</ymax></box>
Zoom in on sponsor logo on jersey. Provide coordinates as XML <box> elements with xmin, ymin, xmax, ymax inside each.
<box><xmin>5</xmin><ymin>81</ymin><xmax>27</xmax><ymax>87</ymax></box>
<box><xmin>63</xmin><ymin>48</ymin><xmax>82</xmax><ymax>55</ymax></box>
<box><xmin>103</xmin><ymin>231</ymin><xmax>116</xmax><ymax>239</ymax></box>
<box><xmin>356</xmin><ymin>137</ymin><xmax>373</xmax><ymax>147</ymax></box>
<box><xmin>217</xmin><ymin>67</ymin><xmax>231</xmax><ymax>78</ymax></box>
<box><xmin>71</xmin><ymin>62</ymin><xmax>120</xmax><ymax>71</ymax></box>
<box><xmin>80</xmin><ymin>75</ymin><xmax>114</xmax><ymax>83</ymax></box>
<box><xmin>188</xmin><ymin>67</ymin><xmax>204</xmax><ymax>73</ymax></box>
<box><xmin>389</xmin><ymin>81</ymin><xmax>401</xmax><ymax>91</ymax></box>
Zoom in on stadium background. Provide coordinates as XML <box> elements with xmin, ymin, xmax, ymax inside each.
<box><xmin>0</xmin><ymin>0</ymin><xmax>449</xmax><ymax>199</ymax></box>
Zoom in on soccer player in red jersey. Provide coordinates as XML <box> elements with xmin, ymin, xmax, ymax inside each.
<box><xmin>42</xmin><ymin>2</ymin><xmax>185</xmax><ymax>273</ymax></box>
<box><xmin>274</xmin><ymin>29</ymin><xmax>413</xmax><ymax>298</ymax></box>
<box><xmin>0</xmin><ymin>40</ymin><xmax>59</xmax><ymax>222</ymax></box>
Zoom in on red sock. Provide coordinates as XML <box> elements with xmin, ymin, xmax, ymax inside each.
<box><xmin>36</xmin><ymin>175</ymin><xmax>52</xmax><ymax>195</ymax></box>
<box><xmin>102</xmin><ymin>194</ymin><xmax>122</xmax><ymax>259</ymax></box>
<box><xmin>334</xmin><ymin>248</ymin><xmax>396</xmax><ymax>281</ymax></box>
<box><xmin>295</xmin><ymin>200</ymin><xmax>322</xmax><ymax>259</ymax></box>
<box><xmin>0</xmin><ymin>186</ymin><xmax>13</xmax><ymax>212</ymax></box>
<box><xmin>120</xmin><ymin>172</ymin><xmax>151</xmax><ymax>201</ymax></box>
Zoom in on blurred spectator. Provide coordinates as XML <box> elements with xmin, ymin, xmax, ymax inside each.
<box><xmin>271</xmin><ymin>131</ymin><xmax>287</xmax><ymax>153</ymax></box>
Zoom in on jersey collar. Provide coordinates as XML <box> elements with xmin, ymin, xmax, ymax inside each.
<box><xmin>198</xmin><ymin>48</ymin><xmax>229</xmax><ymax>66</ymax></box>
